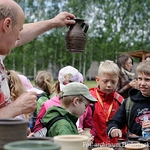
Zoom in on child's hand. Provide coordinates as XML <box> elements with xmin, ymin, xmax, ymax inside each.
<box><xmin>88</xmin><ymin>135</ymin><xmax>94</xmax><ymax>146</ymax></box>
<box><xmin>27</xmin><ymin>132</ymin><xmax>34</xmax><ymax>137</ymax></box>
<box><xmin>142</xmin><ymin>120</ymin><xmax>150</xmax><ymax>129</ymax></box>
<box><xmin>111</xmin><ymin>128</ymin><xmax>122</xmax><ymax>138</ymax></box>
<box><xmin>129</xmin><ymin>79</ymin><xmax>138</xmax><ymax>89</ymax></box>
<box><xmin>78</xmin><ymin>128</ymin><xmax>84</xmax><ymax>134</ymax></box>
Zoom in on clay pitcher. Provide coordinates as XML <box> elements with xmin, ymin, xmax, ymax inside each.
<box><xmin>65</xmin><ymin>18</ymin><xmax>89</xmax><ymax>52</ymax></box>
<box><xmin>0</xmin><ymin>119</ymin><xmax>28</xmax><ymax>150</ymax></box>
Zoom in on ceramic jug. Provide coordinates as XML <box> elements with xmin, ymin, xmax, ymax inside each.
<box><xmin>53</xmin><ymin>135</ymin><xmax>89</xmax><ymax>150</ymax></box>
<box><xmin>0</xmin><ymin>119</ymin><xmax>28</xmax><ymax>150</ymax></box>
<box><xmin>65</xmin><ymin>18</ymin><xmax>89</xmax><ymax>52</ymax></box>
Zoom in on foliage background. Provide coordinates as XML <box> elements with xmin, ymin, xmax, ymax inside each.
<box><xmin>4</xmin><ymin>0</ymin><xmax>150</xmax><ymax>80</ymax></box>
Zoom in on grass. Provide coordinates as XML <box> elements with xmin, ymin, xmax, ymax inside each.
<box><xmin>32</xmin><ymin>80</ymin><xmax>97</xmax><ymax>89</ymax></box>
<box><xmin>52</xmin><ymin>80</ymin><xmax>97</xmax><ymax>89</ymax></box>
<box><xmin>84</xmin><ymin>80</ymin><xmax>97</xmax><ymax>89</ymax></box>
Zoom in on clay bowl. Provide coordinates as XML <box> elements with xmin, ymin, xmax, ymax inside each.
<box><xmin>128</xmin><ymin>135</ymin><xmax>140</xmax><ymax>141</ymax></box>
<box><xmin>3</xmin><ymin>140</ymin><xmax>61</xmax><ymax>150</ymax></box>
<box><xmin>92</xmin><ymin>147</ymin><xmax>113</xmax><ymax>150</ymax></box>
<box><xmin>53</xmin><ymin>135</ymin><xmax>88</xmax><ymax>150</ymax></box>
<box><xmin>125</xmin><ymin>143</ymin><xmax>146</xmax><ymax>150</ymax></box>
<box><xmin>118</xmin><ymin>138</ymin><xmax>125</xmax><ymax>142</ymax></box>
<box><xmin>138</xmin><ymin>137</ymin><xmax>148</xmax><ymax>144</ymax></box>
<box><xmin>27</xmin><ymin>137</ymin><xmax>53</xmax><ymax>141</ymax></box>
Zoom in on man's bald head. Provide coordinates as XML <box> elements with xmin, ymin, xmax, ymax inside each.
<box><xmin>0</xmin><ymin>0</ymin><xmax>24</xmax><ymax>27</ymax></box>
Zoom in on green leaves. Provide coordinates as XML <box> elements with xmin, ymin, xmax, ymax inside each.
<box><xmin>7</xmin><ymin>0</ymin><xmax>150</xmax><ymax>79</ymax></box>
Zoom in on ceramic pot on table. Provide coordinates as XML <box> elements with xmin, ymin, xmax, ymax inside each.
<box><xmin>53</xmin><ymin>134</ymin><xmax>89</xmax><ymax>150</ymax></box>
<box><xmin>0</xmin><ymin>119</ymin><xmax>28</xmax><ymax>150</ymax></box>
<box><xmin>92</xmin><ymin>147</ymin><xmax>113</xmax><ymax>150</ymax></box>
<box><xmin>3</xmin><ymin>140</ymin><xmax>61</xmax><ymax>150</ymax></box>
<box><xmin>125</xmin><ymin>143</ymin><xmax>147</xmax><ymax>150</ymax></box>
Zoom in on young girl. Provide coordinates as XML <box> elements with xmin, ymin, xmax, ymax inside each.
<box><xmin>34</xmin><ymin>70</ymin><xmax>54</xmax><ymax>115</ymax></box>
<box><xmin>7</xmin><ymin>70</ymin><xmax>29</xmax><ymax>120</ymax></box>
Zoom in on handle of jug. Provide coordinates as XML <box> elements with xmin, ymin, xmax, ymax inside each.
<box><xmin>81</xmin><ymin>23</ymin><xmax>89</xmax><ymax>33</ymax></box>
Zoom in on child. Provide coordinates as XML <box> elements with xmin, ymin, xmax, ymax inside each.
<box><xmin>41</xmin><ymin>82</ymin><xmax>97</xmax><ymax>137</ymax></box>
<box><xmin>87</xmin><ymin>60</ymin><xmax>125</xmax><ymax>144</ymax></box>
<box><xmin>107</xmin><ymin>60</ymin><xmax>150</xmax><ymax>138</ymax></box>
<box><xmin>34</xmin><ymin>70</ymin><xmax>54</xmax><ymax>115</ymax></box>
<box><xmin>34</xmin><ymin>65</ymin><xmax>83</xmax><ymax>132</ymax></box>
<box><xmin>7</xmin><ymin>70</ymin><xmax>32</xmax><ymax>120</ymax></box>
<box><xmin>7</xmin><ymin>70</ymin><xmax>31</xmax><ymax>135</ymax></box>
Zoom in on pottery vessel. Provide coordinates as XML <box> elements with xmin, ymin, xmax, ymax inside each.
<box><xmin>65</xmin><ymin>18</ymin><xmax>89</xmax><ymax>52</ymax></box>
<box><xmin>27</xmin><ymin>136</ymin><xmax>53</xmax><ymax>141</ymax></box>
<box><xmin>125</xmin><ymin>143</ymin><xmax>146</xmax><ymax>150</ymax></box>
<box><xmin>3</xmin><ymin>140</ymin><xmax>61</xmax><ymax>150</ymax></box>
<box><xmin>53</xmin><ymin>134</ymin><xmax>89</xmax><ymax>150</ymax></box>
<box><xmin>92</xmin><ymin>147</ymin><xmax>113</xmax><ymax>150</ymax></box>
<box><xmin>0</xmin><ymin>119</ymin><xmax>28</xmax><ymax>150</ymax></box>
<box><xmin>80</xmin><ymin>128</ymin><xmax>91</xmax><ymax>138</ymax></box>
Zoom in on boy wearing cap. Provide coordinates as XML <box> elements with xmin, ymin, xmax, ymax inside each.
<box><xmin>34</xmin><ymin>65</ymin><xmax>83</xmax><ymax>132</ymax></box>
<box><xmin>41</xmin><ymin>82</ymin><xmax>97</xmax><ymax>137</ymax></box>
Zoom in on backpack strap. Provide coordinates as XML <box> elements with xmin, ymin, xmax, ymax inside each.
<box><xmin>45</xmin><ymin>116</ymin><xmax>66</xmax><ymax>136</ymax></box>
<box><xmin>114</xmin><ymin>92</ymin><xmax>124</xmax><ymax>105</ymax></box>
<box><xmin>125</xmin><ymin>97</ymin><xmax>134</xmax><ymax>127</ymax></box>
<box><xmin>91</xmin><ymin>103</ymin><xmax>95</xmax><ymax>116</ymax></box>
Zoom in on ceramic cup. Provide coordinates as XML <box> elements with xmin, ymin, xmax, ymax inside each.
<box><xmin>53</xmin><ymin>134</ymin><xmax>89</xmax><ymax>150</ymax></box>
<box><xmin>3</xmin><ymin>140</ymin><xmax>61</xmax><ymax>150</ymax></box>
<box><xmin>92</xmin><ymin>147</ymin><xmax>113</xmax><ymax>150</ymax></box>
<box><xmin>0</xmin><ymin>119</ymin><xmax>28</xmax><ymax>150</ymax></box>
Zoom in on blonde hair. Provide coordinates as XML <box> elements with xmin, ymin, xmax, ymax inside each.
<box><xmin>7</xmin><ymin>70</ymin><xmax>29</xmax><ymax>120</ymax></box>
<box><xmin>34</xmin><ymin>70</ymin><xmax>54</xmax><ymax>95</ymax></box>
<box><xmin>137</xmin><ymin>60</ymin><xmax>150</xmax><ymax>75</ymax></box>
<box><xmin>60</xmin><ymin>95</ymin><xmax>87</xmax><ymax>108</ymax></box>
<box><xmin>7</xmin><ymin>70</ymin><xmax>26</xmax><ymax>101</ymax></box>
<box><xmin>98</xmin><ymin>60</ymin><xmax>120</xmax><ymax>76</ymax></box>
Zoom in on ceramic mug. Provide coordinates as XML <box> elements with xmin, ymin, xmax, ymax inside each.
<box><xmin>53</xmin><ymin>134</ymin><xmax>89</xmax><ymax>150</ymax></box>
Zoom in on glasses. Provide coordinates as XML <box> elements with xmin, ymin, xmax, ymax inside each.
<box><xmin>79</xmin><ymin>100</ymin><xmax>89</xmax><ymax>109</ymax></box>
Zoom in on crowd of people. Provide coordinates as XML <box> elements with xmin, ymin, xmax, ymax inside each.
<box><xmin>1</xmin><ymin>0</ymin><xmax>150</xmax><ymax>148</ymax></box>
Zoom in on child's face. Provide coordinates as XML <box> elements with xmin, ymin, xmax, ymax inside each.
<box><xmin>73</xmin><ymin>98</ymin><xmax>90</xmax><ymax>117</ymax></box>
<box><xmin>96</xmin><ymin>73</ymin><xmax>118</xmax><ymax>94</ymax></box>
<box><xmin>138</xmin><ymin>72</ymin><xmax>150</xmax><ymax>97</ymax></box>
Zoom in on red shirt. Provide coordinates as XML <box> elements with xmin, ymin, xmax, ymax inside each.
<box><xmin>90</xmin><ymin>87</ymin><xmax>125</xmax><ymax>144</ymax></box>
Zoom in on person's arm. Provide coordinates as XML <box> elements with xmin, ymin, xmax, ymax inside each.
<box><xmin>0</xmin><ymin>92</ymin><xmax>37</xmax><ymax>118</ymax></box>
<box><xmin>34</xmin><ymin>103</ymin><xmax>46</xmax><ymax>132</ymax></box>
<box><xmin>107</xmin><ymin>101</ymin><xmax>127</xmax><ymax>137</ymax></box>
<box><xmin>83</xmin><ymin>105</ymin><xmax>97</xmax><ymax>137</ymax></box>
<box><xmin>15</xmin><ymin>12</ymin><xmax>76</xmax><ymax>47</ymax></box>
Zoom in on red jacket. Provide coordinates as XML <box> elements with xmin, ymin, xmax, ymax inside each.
<box><xmin>90</xmin><ymin>87</ymin><xmax>125</xmax><ymax>144</ymax></box>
